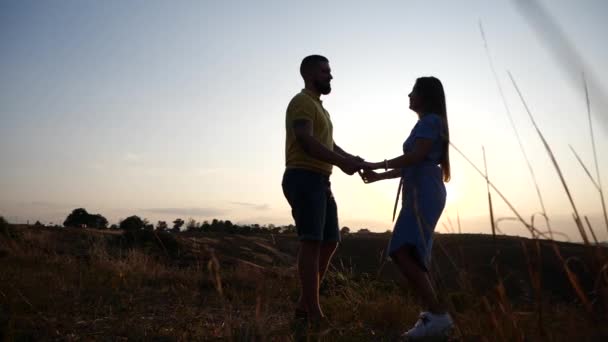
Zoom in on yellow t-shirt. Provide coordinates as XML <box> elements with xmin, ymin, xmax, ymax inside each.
<box><xmin>285</xmin><ymin>89</ymin><xmax>334</xmax><ymax>175</ymax></box>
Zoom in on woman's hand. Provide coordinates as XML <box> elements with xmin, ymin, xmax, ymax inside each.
<box><xmin>360</xmin><ymin>161</ymin><xmax>382</xmax><ymax>171</ymax></box>
<box><xmin>359</xmin><ymin>169</ymin><xmax>383</xmax><ymax>183</ymax></box>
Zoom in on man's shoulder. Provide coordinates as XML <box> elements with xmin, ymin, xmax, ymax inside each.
<box><xmin>289</xmin><ymin>91</ymin><xmax>314</xmax><ymax>105</ymax></box>
<box><xmin>287</xmin><ymin>91</ymin><xmax>316</xmax><ymax>113</ymax></box>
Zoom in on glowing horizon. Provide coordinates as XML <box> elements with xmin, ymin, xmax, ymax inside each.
<box><xmin>1</xmin><ymin>0</ymin><xmax>607</xmax><ymax>242</ymax></box>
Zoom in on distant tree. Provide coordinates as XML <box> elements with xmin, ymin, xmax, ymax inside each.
<box><xmin>210</xmin><ymin>219</ymin><xmax>225</xmax><ymax>231</ymax></box>
<box><xmin>110</xmin><ymin>224</ymin><xmax>119</xmax><ymax>230</ymax></box>
<box><xmin>283</xmin><ymin>224</ymin><xmax>296</xmax><ymax>234</ymax></box>
<box><xmin>34</xmin><ymin>220</ymin><xmax>44</xmax><ymax>227</ymax></box>
<box><xmin>172</xmin><ymin>218</ymin><xmax>185</xmax><ymax>233</ymax></box>
<box><xmin>0</xmin><ymin>216</ymin><xmax>19</xmax><ymax>239</ymax></box>
<box><xmin>63</xmin><ymin>208</ymin><xmax>108</xmax><ymax>229</ymax></box>
<box><xmin>63</xmin><ymin>208</ymin><xmax>90</xmax><ymax>228</ymax></box>
<box><xmin>89</xmin><ymin>214</ymin><xmax>108</xmax><ymax>229</ymax></box>
<box><xmin>186</xmin><ymin>218</ymin><xmax>198</xmax><ymax>232</ymax></box>
<box><xmin>239</xmin><ymin>224</ymin><xmax>252</xmax><ymax>234</ymax></box>
<box><xmin>357</xmin><ymin>228</ymin><xmax>371</xmax><ymax>234</ymax></box>
<box><xmin>141</xmin><ymin>218</ymin><xmax>154</xmax><ymax>231</ymax></box>
<box><xmin>340</xmin><ymin>226</ymin><xmax>350</xmax><ymax>235</ymax></box>
<box><xmin>120</xmin><ymin>215</ymin><xmax>145</xmax><ymax>231</ymax></box>
<box><xmin>156</xmin><ymin>221</ymin><xmax>168</xmax><ymax>231</ymax></box>
<box><xmin>225</xmin><ymin>220</ymin><xmax>239</xmax><ymax>233</ymax></box>
<box><xmin>211</xmin><ymin>219</ymin><xmax>220</xmax><ymax>230</ymax></box>
<box><xmin>0</xmin><ymin>216</ymin><xmax>8</xmax><ymax>233</ymax></box>
<box><xmin>223</xmin><ymin>220</ymin><xmax>234</xmax><ymax>232</ymax></box>
<box><xmin>201</xmin><ymin>220</ymin><xmax>210</xmax><ymax>231</ymax></box>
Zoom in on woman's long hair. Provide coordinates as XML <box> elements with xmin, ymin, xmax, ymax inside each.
<box><xmin>415</xmin><ymin>77</ymin><xmax>451</xmax><ymax>182</ymax></box>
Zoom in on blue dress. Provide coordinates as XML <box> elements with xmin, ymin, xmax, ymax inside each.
<box><xmin>388</xmin><ymin>113</ymin><xmax>446</xmax><ymax>271</ymax></box>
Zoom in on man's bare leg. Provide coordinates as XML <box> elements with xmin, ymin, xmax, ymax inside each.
<box><xmin>296</xmin><ymin>240</ymin><xmax>322</xmax><ymax>317</ymax></box>
<box><xmin>318</xmin><ymin>241</ymin><xmax>338</xmax><ymax>282</ymax></box>
<box><xmin>297</xmin><ymin>241</ymin><xmax>338</xmax><ymax>314</ymax></box>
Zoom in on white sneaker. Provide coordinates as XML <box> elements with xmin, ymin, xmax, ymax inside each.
<box><xmin>402</xmin><ymin>312</ymin><xmax>454</xmax><ymax>340</ymax></box>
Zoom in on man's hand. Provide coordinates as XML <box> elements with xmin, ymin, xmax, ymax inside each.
<box><xmin>359</xmin><ymin>169</ymin><xmax>382</xmax><ymax>183</ymax></box>
<box><xmin>338</xmin><ymin>156</ymin><xmax>365</xmax><ymax>175</ymax></box>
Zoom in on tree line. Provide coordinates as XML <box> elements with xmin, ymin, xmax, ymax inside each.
<box><xmin>61</xmin><ymin>208</ymin><xmax>299</xmax><ymax>234</ymax></box>
<box><xmin>2</xmin><ymin>208</ymin><xmax>382</xmax><ymax>235</ymax></box>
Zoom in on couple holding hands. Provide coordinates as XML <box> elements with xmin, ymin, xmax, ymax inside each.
<box><xmin>282</xmin><ymin>55</ymin><xmax>453</xmax><ymax>339</ymax></box>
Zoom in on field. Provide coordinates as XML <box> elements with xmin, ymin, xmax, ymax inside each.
<box><xmin>1</xmin><ymin>223</ymin><xmax>606</xmax><ymax>341</ymax></box>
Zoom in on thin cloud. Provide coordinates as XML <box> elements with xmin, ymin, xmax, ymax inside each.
<box><xmin>142</xmin><ymin>207</ymin><xmax>226</xmax><ymax>217</ymax></box>
<box><xmin>196</xmin><ymin>168</ymin><xmax>232</xmax><ymax>175</ymax></box>
<box><xmin>124</xmin><ymin>152</ymin><xmax>143</xmax><ymax>163</ymax></box>
<box><xmin>230</xmin><ymin>202</ymin><xmax>270</xmax><ymax>211</ymax></box>
<box><xmin>27</xmin><ymin>201</ymin><xmax>79</xmax><ymax>209</ymax></box>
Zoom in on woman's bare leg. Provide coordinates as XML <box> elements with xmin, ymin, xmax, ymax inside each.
<box><xmin>392</xmin><ymin>246</ymin><xmax>445</xmax><ymax>314</ymax></box>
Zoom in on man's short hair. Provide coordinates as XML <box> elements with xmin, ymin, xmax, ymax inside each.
<box><xmin>300</xmin><ymin>55</ymin><xmax>329</xmax><ymax>78</ymax></box>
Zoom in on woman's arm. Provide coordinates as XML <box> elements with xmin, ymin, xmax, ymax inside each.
<box><xmin>359</xmin><ymin>168</ymin><xmax>401</xmax><ymax>183</ymax></box>
<box><xmin>363</xmin><ymin>138</ymin><xmax>434</xmax><ymax>170</ymax></box>
<box><xmin>380</xmin><ymin>169</ymin><xmax>402</xmax><ymax>179</ymax></box>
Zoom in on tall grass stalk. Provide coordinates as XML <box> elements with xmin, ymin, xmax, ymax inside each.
<box><xmin>447</xmin><ymin>215</ymin><xmax>456</xmax><ymax>234</ymax></box>
<box><xmin>583</xmin><ymin>216</ymin><xmax>599</xmax><ymax>245</ymax></box>
<box><xmin>482</xmin><ymin>296</ymin><xmax>506</xmax><ymax>341</ymax></box>
<box><xmin>449</xmin><ymin>142</ymin><xmax>544</xmax><ymax>238</ymax></box>
<box><xmin>551</xmin><ymin>242</ymin><xmax>593</xmax><ymax>314</ymax></box>
<box><xmin>480</xmin><ymin>21</ymin><xmax>553</xmax><ymax>239</ymax></box>
<box><xmin>569</xmin><ymin>147</ymin><xmax>604</xmax><ymax>247</ymax></box>
<box><xmin>508</xmin><ymin>71</ymin><xmax>589</xmax><ymax>245</ymax></box>
<box><xmin>583</xmin><ymin>73</ymin><xmax>608</xmax><ymax>235</ymax></box>
<box><xmin>569</xmin><ymin>145</ymin><xmax>599</xmax><ymax>189</ymax></box>
<box><xmin>483</xmin><ymin>146</ymin><xmax>498</xmax><ymax>244</ymax></box>
<box><xmin>521</xmin><ymin>240</ymin><xmax>546</xmax><ymax>338</ymax></box>
<box><xmin>442</xmin><ymin>222</ymin><xmax>453</xmax><ymax>234</ymax></box>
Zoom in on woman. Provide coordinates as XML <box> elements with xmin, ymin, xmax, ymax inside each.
<box><xmin>360</xmin><ymin>76</ymin><xmax>453</xmax><ymax>339</ymax></box>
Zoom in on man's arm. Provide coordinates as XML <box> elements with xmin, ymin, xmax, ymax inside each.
<box><xmin>333</xmin><ymin>143</ymin><xmax>355</xmax><ymax>159</ymax></box>
<box><xmin>293</xmin><ymin>119</ymin><xmax>359</xmax><ymax>174</ymax></box>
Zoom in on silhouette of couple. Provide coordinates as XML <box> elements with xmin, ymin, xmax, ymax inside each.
<box><xmin>282</xmin><ymin>55</ymin><xmax>453</xmax><ymax>339</ymax></box>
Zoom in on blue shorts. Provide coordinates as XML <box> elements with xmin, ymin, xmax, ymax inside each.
<box><xmin>282</xmin><ymin>168</ymin><xmax>340</xmax><ymax>242</ymax></box>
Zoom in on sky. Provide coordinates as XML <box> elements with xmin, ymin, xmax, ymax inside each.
<box><xmin>1</xmin><ymin>0</ymin><xmax>607</xmax><ymax>242</ymax></box>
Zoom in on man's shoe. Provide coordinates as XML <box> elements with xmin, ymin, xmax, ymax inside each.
<box><xmin>402</xmin><ymin>312</ymin><xmax>453</xmax><ymax>340</ymax></box>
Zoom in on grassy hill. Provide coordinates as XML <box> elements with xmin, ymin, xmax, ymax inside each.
<box><xmin>1</xmin><ymin>224</ymin><xmax>607</xmax><ymax>340</ymax></box>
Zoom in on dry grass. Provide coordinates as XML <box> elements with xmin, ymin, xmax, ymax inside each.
<box><xmin>1</xmin><ymin>225</ymin><xmax>607</xmax><ymax>341</ymax></box>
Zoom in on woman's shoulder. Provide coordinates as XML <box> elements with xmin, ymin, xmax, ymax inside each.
<box><xmin>421</xmin><ymin>113</ymin><xmax>442</xmax><ymax>122</ymax></box>
<box><xmin>416</xmin><ymin>113</ymin><xmax>442</xmax><ymax>129</ymax></box>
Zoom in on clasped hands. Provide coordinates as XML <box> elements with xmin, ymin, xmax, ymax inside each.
<box><xmin>339</xmin><ymin>156</ymin><xmax>385</xmax><ymax>184</ymax></box>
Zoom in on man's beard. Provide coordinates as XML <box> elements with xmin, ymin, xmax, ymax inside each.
<box><xmin>314</xmin><ymin>80</ymin><xmax>331</xmax><ymax>95</ymax></box>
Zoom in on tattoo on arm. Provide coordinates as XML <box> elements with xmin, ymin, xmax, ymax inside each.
<box><xmin>292</xmin><ymin>119</ymin><xmax>312</xmax><ymax>135</ymax></box>
<box><xmin>293</xmin><ymin>119</ymin><xmax>313</xmax><ymax>151</ymax></box>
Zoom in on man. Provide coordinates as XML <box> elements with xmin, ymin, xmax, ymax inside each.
<box><xmin>282</xmin><ymin>55</ymin><xmax>363</xmax><ymax>324</ymax></box>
